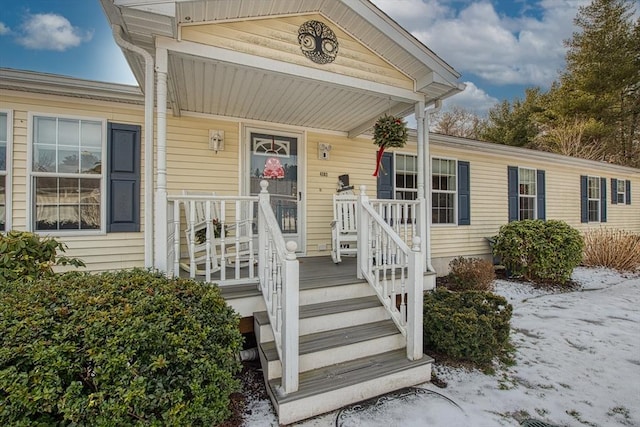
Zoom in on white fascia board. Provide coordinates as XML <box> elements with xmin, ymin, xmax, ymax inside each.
<box><xmin>114</xmin><ymin>0</ymin><xmax>179</xmax><ymax>17</ymax></box>
<box><xmin>429</xmin><ymin>133</ymin><xmax>640</xmax><ymax>174</ymax></box>
<box><xmin>340</xmin><ymin>0</ymin><xmax>460</xmax><ymax>84</ymax></box>
<box><xmin>155</xmin><ymin>36</ymin><xmax>424</xmax><ymax>102</ymax></box>
<box><xmin>0</xmin><ymin>68</ymin><xmax>143</xmax><ymax>104</ymax></box>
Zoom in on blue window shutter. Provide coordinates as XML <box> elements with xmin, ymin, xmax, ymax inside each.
<box><xmin>457</xmin><ymin>161</ymin><xmax>470</xmax><ymax>225</ymax></box>
<box><xmin>580</xmin><ymin>175</ymin><xmax>588</xmax><ymax>223</ymax></box>
<box><xmin>508</xmin><ymin>166</ymin><xmax>518</xmax><ymax>222</ymax></box>
<box><xmin>600</xmin><ymin>177</ymin><xmax>607</xmax><ymax>222</ymax></box>
<box><xmin>536</xmin><ymin>169</ymin><xmax>546</xmax><ymax>220</ymax></box>
<box><xmin>107</xmin><ymin>123</ymin><xmax>141</xmax><ymax>232</ymax></box>
<box><xmin>376</xmin><ymin>152</ymin><xmax>394</xmax><ymax>199</ymax></box>
<box><xmin>626</xmin><ymin>180</ymin><xmax>631</xmax><ymax>205</ymax></box>
<box><xmin>611</xmin><ymin>178</ymin><xmax>618</xmax><ymax>204</ymax></box>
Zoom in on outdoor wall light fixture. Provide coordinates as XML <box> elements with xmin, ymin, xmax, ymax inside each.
<box><xmin>318</xmin><ymin>142</ymin><xmax>332</xmax><ymax>160</ymax></box>
<box><xmin>209</xmin><ymin>130</ymin><xmax>225</xmax><ymax>153</ymax></box>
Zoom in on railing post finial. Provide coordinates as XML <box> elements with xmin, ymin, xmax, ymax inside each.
<box><xmin>260</xmin><ymin>180</ymin><xmax>269</xmax><ymax>193</ymax></box>
<box><xmin>359</xmin><ymin>184</ymin><xmax>367</xmax><ymax>196</ymax></box>
<box><xmin>285</xmin><ymin>241</ymin><xmax>298</xmax><ymax>260</ymax></box>
<box><xmin>412</xmin><ymin>236</ymin><xmax>421</xmax><ymax>252</ymax></box>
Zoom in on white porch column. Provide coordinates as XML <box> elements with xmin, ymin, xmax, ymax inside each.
<box><xmin>415</xmin><ymin>102</ymin><xmax>427</xmax><ymax>271</ymax></box>
<box><xmin>154</xmin><ymin>47</ymin><xmax>169</xmax><ymax>272</ymax></box>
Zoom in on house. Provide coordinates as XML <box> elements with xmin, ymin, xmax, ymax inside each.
<box><xmin>0</xmin><ymin>0</ymin><xmax>638</xmax><ymax>423</ymax></box>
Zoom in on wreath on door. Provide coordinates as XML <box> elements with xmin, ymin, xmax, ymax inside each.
<box><xmin>373</xmin><ymin>114</ymin><xmax>408</xmax><ymax>177</ymax></box>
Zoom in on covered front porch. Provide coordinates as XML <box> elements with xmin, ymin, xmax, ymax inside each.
<box><xmin>102</xmin><ymin>0</ymin><xmax>463</xmax><ymax>422</ymax></box>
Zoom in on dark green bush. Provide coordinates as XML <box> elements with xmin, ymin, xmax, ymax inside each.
<box><xmin>423</xmin><ymin>289</ymin><xmax>512</xmax><ymax>364</ymax></box>
<box><xmin>0</xmin><ymin>269</ymin><xmax>243</xmax><ymax>426</ymax></box>
<box><xmin>491</xmin><ymin>219</ymin><xmax>584</xmax><ymax>285</ymax></box>
<box><xmin>447</xmin><ymin>256</ymin><xmax>495</xmax><ymax>291</ymax></box>
<box><xmin>0</xmin><ymin>231</ymin><xmax>85</xmax><ymax>282</ymax></box>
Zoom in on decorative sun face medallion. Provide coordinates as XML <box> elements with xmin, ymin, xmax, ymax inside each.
<box><xmin>298</xmin><ymin>20</ymin><xmax>339</xmax><ymax>64</ymax></box>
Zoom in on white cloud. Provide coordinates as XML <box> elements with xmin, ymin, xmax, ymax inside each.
<box><xmin>0</xmin><ymin>22</ymin><xmax>10</xmax><ymax>35</ymax></box>
<box><xmin>376</xmin><ymin>0</ymin><xmax>586</xmax><ymax>88</ymax></box>
<box><xmin>16</xmin><ymin>13</ymin><xmax>93</xmax><ymax>51</ymax></box>
<box><xmin>443</xmin><ymin>81</ymin><xmax>499</xmax><ymax>116</ymax></box>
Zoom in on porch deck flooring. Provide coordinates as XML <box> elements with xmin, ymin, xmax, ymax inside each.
<box><xmin>180</xmin><ymin>255</ymin><xmax>362</xmax><ymax>300</ymax></box>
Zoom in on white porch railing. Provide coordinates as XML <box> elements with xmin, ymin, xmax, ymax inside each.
<box><xmin>357</xmin><ymin>187</ymin><xmax>424</xmax><ymax>361</ymax></box>
<box><xmin>167</xmin><ymin>193</ymin><xmax>259</xmax><ymax>285</ymax></box>
<box><xmin>257</xmin><ymin>181</ymin><xmax>299</xmax><ymax>394</ymax></box>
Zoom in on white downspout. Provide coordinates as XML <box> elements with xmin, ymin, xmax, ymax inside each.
<box><xmin>423</xmin><ymin>99</ymin><xmax>442</xmax><ymax>273</ymax></box>
<box><xmin>111</xmin><ymin>25</ymin><xmax>155</xmax><ymax>269</ymax></box>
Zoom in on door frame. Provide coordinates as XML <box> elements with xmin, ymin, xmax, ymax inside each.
<box><xmin>241</xmin><ymin>125</ymin><xmax>306</xmax><ymax>254</ymax></box>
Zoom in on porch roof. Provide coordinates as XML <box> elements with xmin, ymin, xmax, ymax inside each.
<box><xmin>101</xmin><ymin>0</ymin><xmax>464</xmax><ymax>136</ymax></box>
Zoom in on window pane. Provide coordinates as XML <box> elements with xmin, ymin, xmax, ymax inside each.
<box><xmin>59</xmin><ymin>149</ymin><xmax>79</xmax><ymax>173</ymax></box>
<box><xmin>81</xmin><ymin>150</ymin><xmax>102</xmax><ymax>174</ymax></box>
<box><xmin>588</xmin><ymin>177</ymin><xmax>599</xmax><ymax>199</ymax></box>
<box><xmin>519</xmin><ymin>196</ymin><xmax>535</xmax><ymax>220</ymax></box>
<box><xmin>81</xmin><ymin>121</ymin><xmax>102</xmax><ymax>147</ymax></box>
<box><xmin>80</xmin><ymin>178</ymin><xmax>101</xmax><ymax>229</ymax></box>
<box><xmin>35</xmin><ymin>117</ymin><xmax>57</xmax><ymax>144</ymax></box>
<box><xmin>34</xmin><ymin>176</ymin><xmax>101</xmax><ymax>231</ymax></box>
<box><xmin>0</xmin><ymin>144</ymin><xmax>6</xmax><ymax>171</ymax></box>
<box><xmin>33</xmin><ymin>147</ymin><xmax>56</xmax><ymax>172</ymax></box>
<box><xmin>588</xmin><ymin>200</ymin><xmax>599</xmax><ymax>222</ymax></box>
<box><xmin>432</xmin><ymin>192</ymin><xmax>454</xmax><ymax>224</ymax></box>
<box><xmin>58</xmin><ymin>119</ymin><xmax>79</xmax><ymax>146</ymax></box>
<box><xmin>519</xmin><ymin>168</ymin><xmax>536</xmax><ymax>196</ymax></box>
<box><xmin>0</xmin><ymin>113</ymin><xmax>7</xmax><ymax>142</ymax></box>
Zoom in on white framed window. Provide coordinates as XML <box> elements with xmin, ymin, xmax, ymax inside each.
<box><xmin>395</xmin><ymin>153</ymin><xmax>417</xmax><ymax>200</ymax></box>
<box><xmin>518</xmin><ymin>167</ymin><xmax>536</xmax><ymax>220</ymax></box>
<box><xmin>432</xmin><ymin>157</ymin><xmax>457</xmax><ymax>224</ymax></box>
<box><xmin>29</xmin><ymin>114</ymin><xmax>105</xmax><ymax>233</ymax></box>
<box><xmin>587</xmin><ymin>176</ymin><xmax>601</xmax><ymax>222</ymax></box>
<box><xmin>616</xmin><ymin>179</ymin><xmax>626</xmax><ymax>204</ymax></box>
<box><xmin>0</xmin><ymin>110</ymin><xmax>12</xmax><ymax>231</ymax></box>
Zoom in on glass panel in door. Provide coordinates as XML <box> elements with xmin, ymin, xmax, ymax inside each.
<box><xmin>249</xmin><ymin>132</ymin><xmax>300</xmax><ymax>242</ymax></box>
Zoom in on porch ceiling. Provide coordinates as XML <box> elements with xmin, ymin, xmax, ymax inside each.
<box><xmin>168</xmin><ymin>52</ymin><xmax>420</xmax><ymax>132</ymax></box>
<box><xmin>102</xmin><ymin>0</ymin><xmax>464</xmax><ymax>135</ymax></box>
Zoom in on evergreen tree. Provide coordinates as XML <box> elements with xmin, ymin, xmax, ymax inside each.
<box><xmin>480</xmin><ymin>87</ymin><xmax>544</xmax><ymax>147</ymax></box>
<box><xmin>551</xmin><ymin>0</ymin><xmax>639</xmax><ymax>166</ymax></box>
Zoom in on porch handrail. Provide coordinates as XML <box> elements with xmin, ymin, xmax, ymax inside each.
<box><xmin>167</xmin><ymin>193</ymin><xmax>258</xmax><ymax>285</ymax></box>
<box><xmin>257</xmin><ymin>181</ymin><xmax>299</xmax><ymax>395</ymax></box>
<box><xmin>357</xmin><ymin>186</ymin><xmax>424</xmax><ymax>361</ymax></box>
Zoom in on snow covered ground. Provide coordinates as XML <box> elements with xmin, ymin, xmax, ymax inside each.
<box><xmin>242</xmin><ymin>267</ymin><xmax>640</xmax><ymax>427</ymax></box>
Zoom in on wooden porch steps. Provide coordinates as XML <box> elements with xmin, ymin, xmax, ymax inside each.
<box><xmin>254</xmin><ymin>280</ymin><xmax>432</xmax><ymax>425</ymax></box>
<box><xmin>269</xmin><ymin>349</ymin><xmax>433</xmax><ymax>425</ymax></box>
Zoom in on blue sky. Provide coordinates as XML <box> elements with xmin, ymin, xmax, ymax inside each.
<box><xmin>0</xmin><ymin>0</ymin><xmax>590</xmax><ymax>116</ymax></box>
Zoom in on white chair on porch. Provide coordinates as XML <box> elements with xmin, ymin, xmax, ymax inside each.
<box><xmin>331</xmin><ymin>193</ymin><xmax>358</xmax><ymax>263</ymax></box>
<box><xmin>179</xmin><ymin>191</ymin><xmax>252</xmax><ymax>276</ymax></box>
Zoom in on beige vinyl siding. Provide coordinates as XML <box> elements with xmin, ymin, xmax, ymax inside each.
<box><xmin>0</xmin><ymin>89</ymin><xmax>146</xmax><ymax>272</ymax></box>
<box><xmin>165</xmin><ymin>116</ymin><xmax>240</xmax><ymax>194</ymax></box>
<box><xmin>305</xmin><ymin>132</ymin><xmax>413</xmax><ymax>256</ymax></box>
<box><xmin>181</xmin><ymin>14</ymin><xmax>413</xmax><ymax>90</ymax></box>
<box><xmin>429</xmin><ymin>138</ymin><xmax>640</xmax><ymax>272</ymax></box>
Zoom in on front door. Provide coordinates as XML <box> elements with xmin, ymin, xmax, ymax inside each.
<box><xmin>247</xmin><ymin>130</ymin><xmax>303</xmax><ymax>251</ymax></box>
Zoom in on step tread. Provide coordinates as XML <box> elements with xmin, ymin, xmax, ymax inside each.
<box><xmin>261</xmin><ymin>319</ymin><xmax>400</xmax><ymax>361</ymax></box>
<box><xmin>254</xmin><ymin>295</ymin><xmax>382</xmax><ymax>326</ymax></box>
<box><xmin>269</xmin><ymin>349</ymin><xmax>433</xmax><ymax>404</ymax></box>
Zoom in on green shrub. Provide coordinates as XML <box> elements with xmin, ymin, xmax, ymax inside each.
<box><xmin>0</xmin><ymin>269</ymin><xmax>243</xmax><ymax>426</ymax></box>
<box><xmin>491</xmin><ymin>219</ymin><xmax>584</xmax><ymax>285</ymax></box>
<box><xmin>447</xmin><ymin>257</ymin><xmax>495</xmax><ymax>291</ymax></box>
<box><xmin>0</xmin><ymin>231</ymin><xmax>85</xmax><ymax>282</ymax></box>
<box><xmin>583</xmin><ymin>228</ymin><xmax>640</xmax><ymax>272</ymax></box>
<box><xmin>423</xmin><ymin>289</ymin><xmax>512</xmax><ymax>364</ymax></box>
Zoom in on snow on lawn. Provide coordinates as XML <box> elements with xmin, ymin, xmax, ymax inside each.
<box><xmin>242</xmin><ymin>267</ymin><xmax>640</xmax><ymax>427</ymax></box>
